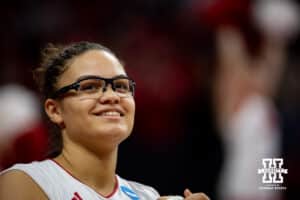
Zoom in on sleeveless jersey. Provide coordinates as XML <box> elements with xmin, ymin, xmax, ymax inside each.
<box><xmin>1</xmin><ymin>160</ymin><xmax>160</xmax><ymax>200</ymax></box>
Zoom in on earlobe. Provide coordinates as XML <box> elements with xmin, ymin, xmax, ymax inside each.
<box><xmin>44</xmin><ymin>99</ymin><xmax>64</xmax><ymax>126</ymax></box>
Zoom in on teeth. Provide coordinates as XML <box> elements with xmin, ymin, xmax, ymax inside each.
<box><xmin>101</xmin><ymin>111</ymin><xmax>120</xmax><ymax>116</ymax></box>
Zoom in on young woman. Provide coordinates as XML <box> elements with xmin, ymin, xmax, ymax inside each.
<box><xmin>0</xmin><ymin>41</ymin><xmax>209</xmax><ymax>200</ymax></box>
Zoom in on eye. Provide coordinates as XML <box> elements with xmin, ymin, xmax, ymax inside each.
<box><xmin>114</xmin><ymin>79</ymin><xmax>130</xmax><ymax>93</ymax></box>
<box><xmin>78</xmin><ymin>79</ymin><xmax>103</xmax><ymax>93</ymax></box>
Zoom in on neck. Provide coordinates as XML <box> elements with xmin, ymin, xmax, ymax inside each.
<box><xmin>54</xmin><ymin>138</ymin><xmax>118</xmax><ymax>196</ymax></box>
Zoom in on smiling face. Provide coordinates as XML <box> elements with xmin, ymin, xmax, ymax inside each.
<box><xmin>45</xmin><ymin>50</ymin><xmax>135</xmax><ymax>153</ymax></box>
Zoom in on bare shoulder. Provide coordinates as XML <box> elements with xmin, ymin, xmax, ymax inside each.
<box><xmin>0</xmin><ymin>170</ymin><xmax>48</xmax><ymax>200</ymax></box>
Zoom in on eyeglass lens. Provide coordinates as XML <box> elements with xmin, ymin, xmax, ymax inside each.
<box><xmin>77</xmin><ymin>78</ymin><xmax>133</xmax><ymax>98</ymax></box>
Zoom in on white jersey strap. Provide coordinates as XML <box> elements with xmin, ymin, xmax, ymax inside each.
<box><xmin>1</xmin><ymin>160</ymin><xmax>160</xmax><ymax>200</ymax></box>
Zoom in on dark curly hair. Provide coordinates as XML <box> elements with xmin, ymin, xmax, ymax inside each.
<box><xmin>33</xmin><ymin>41</ymin><xmax>117</xmax><ymax>157</ymax></box>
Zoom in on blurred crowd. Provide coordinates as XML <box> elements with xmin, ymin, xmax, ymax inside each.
<box><xmin>1</xmin><ymin>0</ymin><xmax>300</xmax><ymax>199</ymax></box>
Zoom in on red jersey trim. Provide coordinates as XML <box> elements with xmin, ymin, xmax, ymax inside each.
<box><xmin>50</xmin><ymin>159</ymin><xmax>119</xmax><ymax>198</ymax></box>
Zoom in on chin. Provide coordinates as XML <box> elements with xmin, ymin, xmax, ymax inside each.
<box><xmin>95</xmin><ymin>126</ymin><xmax>130</xmax><ymax>141</ymax></box>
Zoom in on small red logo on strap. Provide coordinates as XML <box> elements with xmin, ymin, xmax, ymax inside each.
<box><xmin>72</xmin><ymin>192</ymin><xmax>83</xmax><ymax>200</ymax></box>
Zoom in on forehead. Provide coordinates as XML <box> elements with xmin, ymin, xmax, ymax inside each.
<box><xmin>59</xmin><ymin>50</ymin><xmax>126</xmax><ymax>85</ymax></box>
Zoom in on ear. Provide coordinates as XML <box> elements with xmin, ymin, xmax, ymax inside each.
<box><xmin>44</xmin><ymin>98</ymin><xmax>64</xmax><ymax>126</ymax></box>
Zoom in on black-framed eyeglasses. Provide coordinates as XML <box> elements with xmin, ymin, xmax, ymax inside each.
<box><xmin>51</xmin><ymin>75</ymin><xmax>136</xmax><ymax>99</ymax></box>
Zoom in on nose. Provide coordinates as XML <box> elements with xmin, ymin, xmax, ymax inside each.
<box><xmin>99</xmin><ymin>84</ymin><xmax>120</xmax><ymax>104</ymax></box>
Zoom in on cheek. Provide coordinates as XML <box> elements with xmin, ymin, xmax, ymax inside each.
<box><xmin>123</xmin><ymin>98</ymin><xmax>135</xmax><ymax>125</ymax></box>
<box><xmin>126</xmin><ymin>100</ymin><xmax>135</xmax><ymax>134</ymax></box>
<box><xmin>61</xmin><ymin>100</ymin><xmax>91</xmax><ymax>126</ymax></box>
<box><xmin>126</xmin><ymin>98</ymin><xmax>135</xmax><ymax>117</ymax></box>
